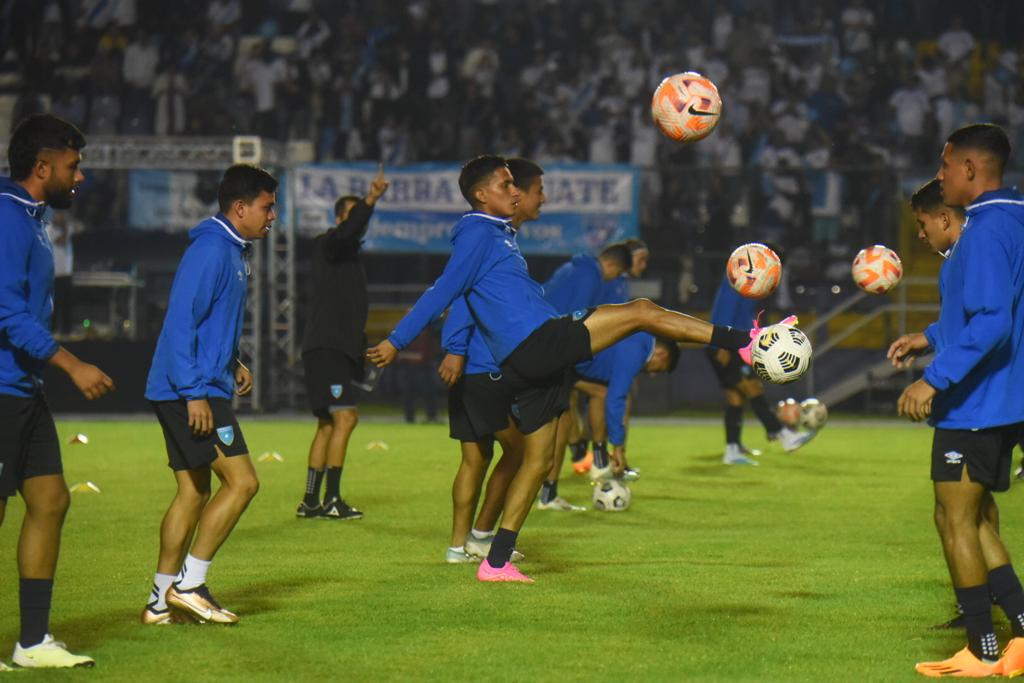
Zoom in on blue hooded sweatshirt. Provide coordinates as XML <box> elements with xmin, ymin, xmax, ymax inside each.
<box><xmin>145</xmin><ymin>214</ymin><xmax>251</xmax><ymax>401</ymax></box>
<box><xmin>543</xmin><ymin>254</ymin><xmax>605</xmax><ymax>314</ymax></box>
<box><xmin>442</xmin><ymin>296</ymin><xmax>499</xmax><ymax>374</ymax></box>
<box><xmin>0</xmin><ymin>178</ymin><xmax>60</xmax><ymax>397</ymax></box>
<box><xmin>709</xmin><ymin>275</ymin><xmax>759</xmax><ymax>334</ymax></box>
<box><xmin>575</xmin><ymin>332</ymin><xmax>655</xmax><ymax>446</ymax></box>
<box><xmin>600</xmin><ymin>274</ymin><xmax>629</xmax><ymax>304</ymax></box>
<box><xmin>922</xmin><ymin>187</ymin><xmax>1024</xmax><ymax>429</ymax></box>
<box><xmin>389</xmin><ymin>212</ymin><xmax>558</xmax><ymax>364</ymax></box>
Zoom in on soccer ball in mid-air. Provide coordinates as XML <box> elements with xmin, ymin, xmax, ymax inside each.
<box><xmin>776</xmin><ymin>398</ymin><xmax>802</xmax><ymax>428</ymax></box>
<box><xmin>799</xmin><ymin>398</ymin><xmax>829</xmax><ymax>431</ymax></box>
<box><xmin>593</xmin><ymin>479</ymin><xmax>631</xmax><ymax>512</ymax></box>
<box><xmin>751</xmin><ymin>324</ymin><xmax>812</xmax><ymax>384</ymax></box>
<box><xmin>852</xmin><ymin>245</ymin><xmax>902</xmax><ymax>294</ymax></box>
<box><xmin>651</xmin><ymin>72</ymin><xmax>723</xmax><ymax>143</ymax></box>
<box><xmin>726</xmin><ymin>243</ymin><xmax>782</xmax><ymax>299</ymax></box>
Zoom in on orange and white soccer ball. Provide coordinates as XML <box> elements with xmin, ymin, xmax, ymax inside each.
<box><xmin>651</xmin><ymin>72</ymin><xmax>723</xmax><ymax>143</ymax></box>
<box><xmin>776</xmin><ymin>398</ymin><xmax>802</xmax><ymax>428</ymax></box>
<box><xmin>726</xmin><ymin>243</ymin><xmax>781</xmax><ymax>299</ymax></box>
<box><xmin>852</xmin><ymin>245</ymin><xmax>902</xmax><ymax>294</ymax></box>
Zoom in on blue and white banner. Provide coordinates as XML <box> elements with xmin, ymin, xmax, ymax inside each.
<box><xmin>291</xmin><ymin>162</ymin><xmax>639</xmax><ymax>254</ymax></box>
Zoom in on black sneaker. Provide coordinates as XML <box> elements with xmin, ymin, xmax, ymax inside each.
<box><xmin>321</xmin><ymin>497</ymin><xmax>363</xmax><ymax>521</ymax></box>
<box><xmin>296</xmin><ymin>501</ymin><xmax>323</xmax><ymax>518</ymax></box>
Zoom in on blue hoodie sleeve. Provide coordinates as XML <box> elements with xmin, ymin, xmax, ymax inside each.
<box><xmin>0</xmin><ymin>210</ymin><xmax>59</xmax><ymax>361</ymax></box>
<box><xmin>605</xmin><ymin>343</ymin><xmax>647</xmax><ymax>446</ymax></box>
<box><xmin>442</xmin><ymin>297</ymin><xmax>474</xmax><ymax>355</ymax></box>
<box><xmin>163</xmin><ymin>244</ymin><xmax>229</xmax><ymax>400</ymax></box>
<box><xmin>923</xmin><ymin>228</ymin><xmax>1013</xmax><ymax>392</ymax></box>
<box><xmin>388</xmin><ymin>226</ymin><xmax>490</xmax><ymax>350</ymax></box>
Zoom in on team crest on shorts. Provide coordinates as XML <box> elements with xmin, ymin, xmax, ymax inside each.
<box><xmin>571</xmin><ymin>309</ymin><xmax>586</xmax><ymax>321</ymax></box>
<box><xmin>330</xmin><ymin>384</ymin><xmax>344</xmax><ymax>399</ymax></box>
<box><xmin>217</xmin><ymin>426</ymin><xmax>235</xmax><ymax>446</ymax></box>
<box><xmin>944</xmin><ymin>450</ymin><xmax>963</xmax><ymax>464</ymax></box>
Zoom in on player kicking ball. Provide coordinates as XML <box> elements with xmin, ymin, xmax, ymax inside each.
<box><xmin>889</xmin><ymin>125</ymin><xmax>1024</xmax><ymax>678</ymax></box>
<box><xmin>369</xmin><ymin>155</ymin><xmax>792</xmax><ymax>583</ymax></box>
<box><xmin>142</xmin><ymin>165</ymin><xmax>278</xmax><ymax>625</ymax></box>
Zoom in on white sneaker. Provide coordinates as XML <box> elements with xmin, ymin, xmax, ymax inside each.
<box><xmin>0</xmin><ymin>660</ymin><xmax>11</xmax><ymax>671</ymax></box>
<box><xmin>620</xmin><ymin>467</ymin><xmax>640</xmax><ymax>481</ymax></box>
<box><xmin>12</xmin><ymin>634</ymin><xmax>94</xmax><ymax>669</ymax></box>
<box><xmin>445</xmin><ymin>547</ymin><xmax>475</xmax><ymax>564</ymax></box>
<box><xmin>722</xmin><ymin>444</ymin><xmax>758</xmax><ymax>466</ymax></box>
<box><xmin>588</xmin><ymin>464</ymin><xmax>613</xmax><ymax>482</ymax></box>
<box><xmin>463</xmin><ymin>533</ymin><xmax>524</xmax><ymax>562</ymax></box>
<box><xmin>537</xmin><ymin>496</ymin><xmax>586</xmax><ymax>511</ymax></box>
<box><xmin>780</xmin><ymin>427</ymin><xmax>817</xmax><ymax>453</ymax></box>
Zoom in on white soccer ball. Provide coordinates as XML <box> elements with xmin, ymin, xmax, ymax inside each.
<box><xmin>851</xmin><ymin>245</ymin><xmax>903</xmax><ymax>294</ymax></box>
<box><xmin>799</xmin><ymin>398</ymin><xmax>829</xmax><ymax>431</ymax></box>
<box><xmin>592</xmin><ymin>479</ymin><xmax>631</xmax><ymax>512</ymax></box>
<box><xmin>726</xmin><ymin>242</ymin><xmax>782</xmax><ymax>299</ymax></box>
<box><xmin>650</xmin><ymin>72</ymin><xmax>723</xmax><ymax>143</ymax></box>
<box><xmin>750</xmin><ymin>324</ymin><xmax>812</xmax><ymax>384</ymax></box>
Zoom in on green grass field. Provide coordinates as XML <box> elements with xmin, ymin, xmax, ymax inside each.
<box><xmin>2</xmin><ymin>417</ymin><xmax>1022</xmax><ymax>681</ymax></box>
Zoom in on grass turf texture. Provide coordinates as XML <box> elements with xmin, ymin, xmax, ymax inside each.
<box><xmin>1</xmin><ymin>419</ymin><xmax>1022</xmax><ymax>681</ymax></box>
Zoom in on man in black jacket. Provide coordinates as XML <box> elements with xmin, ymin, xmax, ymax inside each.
<box><xmin>296</xmin><ymin>166</ymin><xmax>388</xmax><ymax>520</ymax></box>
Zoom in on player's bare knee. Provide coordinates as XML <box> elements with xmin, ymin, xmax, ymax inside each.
<box><xmin>332</xmin><ymin>408</ymin><xmax>358</xmax><ymax>432</ymax></box>
<box><xmin>237</xmin><ymin>475</ymin><xmax>260</xmax><ymax>501</ymax></box>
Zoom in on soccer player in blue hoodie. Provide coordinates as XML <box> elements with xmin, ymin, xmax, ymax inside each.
<box><xmin>143</xmin><ymin>165</ymin><xmax>277</xmax><ymax>626</ymax></box>
<box><xmin>886</xmin><ymin>124</ymin><xmax>1024</xmax><ymax>677</ymax></box>
<box><xmin>0</xmin><ymin>114</ymin><xmax>114</xmax><ymax>669</ymax></box>
<box><xmin>369</xmin><ymin>155</ymin><xmax>782</xmax><ymax>583</ymax></box>
<box><xmin>543</xmin><ymin>243</ymin><xmax>632</xmax><ymax>313</ymax></box>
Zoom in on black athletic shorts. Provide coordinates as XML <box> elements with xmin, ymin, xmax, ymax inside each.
<box><xmin>500</xmin><ymin>312</ymin><xmax>594</xmax><ymax>435</ymax></box>
<box><xmin>448</xmin><ymin>372</ymin><xmax>515</xmax><ymax>442</ymax></box>
<box><xmin>704</xmin><ymin>346</ymin><xmax>752</xmax><ymax>389</ymax></box>
<box><xmin>152</xmin><ymin>398</ymin><xmax>249</xmax><ymax>471</ymax></box>
<box><xmin>0</xmin><ymin>393</ymin><xmax>62</xmax><ymax>499</ymax></box>
<box><xmin>931</xmin><ymin>423</ymin><xmax>1022</xmax><ymax>492</ymax></box>
<box><xmin>302</xmin><ymin>348</ymin><xmax>363</xmax><ymax>419</ymax></box>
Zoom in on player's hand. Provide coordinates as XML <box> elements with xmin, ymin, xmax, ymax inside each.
<box><xmin>887</xmin><ymin>332</ymin><xmax>930</xmax><ymax>369</ymax></box>
<box><xmin>611</xmin><ymin>445</ymin><xmax>626</xmax><ymax>476</ymax></box>
<box><xmin>187</xmin><ymin>399</ymin><xmax>214</xmax><ymax>436</ymax></box>
<box><xmin>367</xmin><ymin>339</ymin><xmax>398</xmax><ymax>368</ymax></box>
<box><xmin>366</xmin><ymin>163</ymin><xmax>389</xmax><ymax>206</ymax></box>
<box><xmin>897</xmin><ymin>379</ymin><xmax>936</xmax><ymax>422</ymax></box>
<box><xmin>235</xmin><ymin>361</ymin><xmax>253</xmax><ymax>396</ymax></box>
<box><xmin>68</xmin><ymin>360</ymin><xmax>115</xmax><ymax>400</ymax></box>
<box><xmin>437</xmin><ymin>353</ymin><xmax>466</xmax><ymax>387</ymax></box>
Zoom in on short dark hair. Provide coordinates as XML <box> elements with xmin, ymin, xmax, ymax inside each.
<box><xmin>599</xmin><ymin>242</ymin><xmax>633</xmax><ymax>272</ymax></box>
<box><xmin>334</xmin><ymin>194</ymin><xmax>360</xmax><ymax>217</ymax></box>
<box><xmin>458</xmin><ymin>155</ymin><xmax>508</xmax><ymax>206</ymax></box>
<box><xmin>910</xmin><ymin>178</ymin><xmax>961</xmax><ymax>214</ymax></box>
<box><xmin>7</xmin><ymin>114</ymin><xmax>86</xmax><ymax>181</ymax></box>
<box><xmin>656</xmin><ymin>338</ymin><xmax>681</xmax><ymax>373</ymax></box>
<box><xmin>947</xmin><ymin>123</ymin><xmax>1011</xmax><ymax>174</ymax></box>
<box><xmin>506</xmin><ymin>157</ymin><xmax>544</xmax><ymax>191</ymax></box>
<box><xmin>625</xmin><ymin>238</ymin><xmax>648</xmax><ymax>253</ymax></box>
<box><xmin>217</xmin><ymin>164</ymin><xmax>278</xmax><ymax>212</ymax></box>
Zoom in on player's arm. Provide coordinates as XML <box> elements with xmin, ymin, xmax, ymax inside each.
<box><xmin>0</xmin><ymin>218</ymin><xmax>113</xmax><ymax>398</ymax></box>
<box><xmin>234</xmin><ymin>358</ymin><xmax>252</xmax><ymax>395</ymax></box>
<box><xmin>887</xmin><ymin>330</ymin><xmax>932</xmax><ymax>369</ymax></box>
<box><xmin>438</xmin><ymin>298</ymin><xmax>473</xmax><ymax>387</ymax></box>
<box><xmin>368</xmin><ymin>229</ymin><xmax>490</xmax><ymax>367</ymax></box>
<box><xmin>604</xmin><ymin>347</ymin><xmax>647</xmax><ymax>467</ymax></box>
<box><xmin>324</xmin><ymin>166</ymin><xmax>389</xmax><ymax>255</ymax></box>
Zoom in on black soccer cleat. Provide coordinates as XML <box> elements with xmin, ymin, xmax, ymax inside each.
<box><xmin>321</xmin><ymin>497</ymin><xmax>363</xmax><ymax>521</ymax></box>
<box><xmin>296</xmin><ymin>501</ymin><xmax>323</xmax><ymax>519</ymax></box>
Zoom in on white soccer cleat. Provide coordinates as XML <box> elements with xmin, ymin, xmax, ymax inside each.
<box><xmin>0</xmin><ymin>660</ymin><xmax>11</xmax><ymax>671</ymax></box>
<box><xmin>780</xmin><ymin>427</ymin><xmax>817</xmax><ymax>453</ymax></box>
<box><xmin>722</xmin><ymin>444</ymin><xmax>758</xmax><ymax>466</ymax></box>
<box><xmin>588</xmin><ymin>464</ymin><xmax>613</xmax><ymax>482</ymax></box>
<box><xmin>537</xmin><ymin>496</ymin><xmax>587</xmax><ymax>511</ymax></box>
<box><xmin>445</xmin><ymin>547</ymin><xmax>475</xmax><ymax>564</ymax></box>
<box><xmin>12</xmin><ymin>634</ymin><xmax>94</xmax><ymax>669</ymax></box>
<box><xmin>463</xmin><ymin>533</ymin><xmax>524</xmax><ymax>562</ymax></box>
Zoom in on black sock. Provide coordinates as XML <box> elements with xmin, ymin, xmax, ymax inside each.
<box><xmin>325</xmin><ymin>466</ymin><xmax>342</xmax><ymax>501</ymax></box>
<box><xmin>955</xmin><ymin>584</ymin><xmax>999</xmax><ymax>660</ymax></box>
<box><xmin>725</xmin><ymin>405</ymin><xmax>742</xmax><ymax>445</ymax></box>
<box><xmin>569</xmin><ymin>441</ymin><xmax>587</xmax><ymax>463</ymax></box>
<box><xmin>592</xmin><ymin>441</ymin><xmax>609</xmax><ymax>469</ymax></box>
<box><xmin>303</xmin><ymin>467</ymin><xmax>325</xmax><ymax>507</ymax></box>
<box><xmin>486</xmin><ymin>528</ymin><xmax>518</xmax><ymax>568</ymax></box>
<box><xmin>750</xmin><ymin>395</ymin><xmax>783</xmax><ymax>433</ymax></box>
<box><xmin>989</xmin><ymin>565</ymin><xmax>1024</xmax><ymax>637</ymax></box>
<box><xmin>710</xmin><ymin>325</ymin><xmax>751</xmax><ymax>350</ymax></box>
<box><xmin>19</xmin><ymin>578</ymin><xmax>52</xmax><ymax>648</ymax></box>
<box><xmin>540</xmin><ymin>480</ymin><xmax>558</xmax><ymax>504</ymax></box>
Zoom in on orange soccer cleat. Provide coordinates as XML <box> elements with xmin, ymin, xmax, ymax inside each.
<box><xmin>999</xmin><ymin>638</ymin><xmax>1024</xmax><ymax>678</ymax></box>
<box><xmin>572</xmin><ymin>450</ymin><xmax>593</xmax><ymax>475</ymax></box>
<box><xmin>914</xmin><ymin>647</ymin><xmax>1000</xmax><ymax>678</ymax></box>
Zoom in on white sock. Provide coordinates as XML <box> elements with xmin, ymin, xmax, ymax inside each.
<box><xmin>176</xmin><ymin>554</ymin><xmax>212</xmax><ymax>590</ymax></box>
<box><xmin>149</xmin><ymin>573</ymin><xmax>176</xmax><ymax>610</ymax></box>
<box><xmin>470</xmin><ymin>529</ymin><xmax>492</xmax><ymax>540</ymax></box>
<box><xmin>449</xmin><ymin>545</ymin><xmax>465</xmax><ymax>553</ymax></box>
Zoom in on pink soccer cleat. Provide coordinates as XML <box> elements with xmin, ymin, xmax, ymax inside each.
<box><xmin>476</xmin><ymin>560</ymin><xmax>534</xmax><ymax>583</ymax></box>
<box><xmin>738</xmin><ymin>314</ymin><xmax>798</xmax><ymax>365</ymax></box>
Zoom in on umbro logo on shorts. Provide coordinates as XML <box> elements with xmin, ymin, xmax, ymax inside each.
<box><xmin>944</xmin><ymin>450</ymin><xmax>963</xmax><ymax>464</ymax></box>
<box><xmin>330</xmin><ymin>384</ymin><xmax>343</xmax><ymax>399</ymax></box>
<box><xmin>217</xmin><ymin>426</ymin><xmax>235</xmax><ymax>446</ymax></box>
<box><xmin>571</xmin><ymin>309</ymin><xmax>586</xmax><ymax>321</ymax></box>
